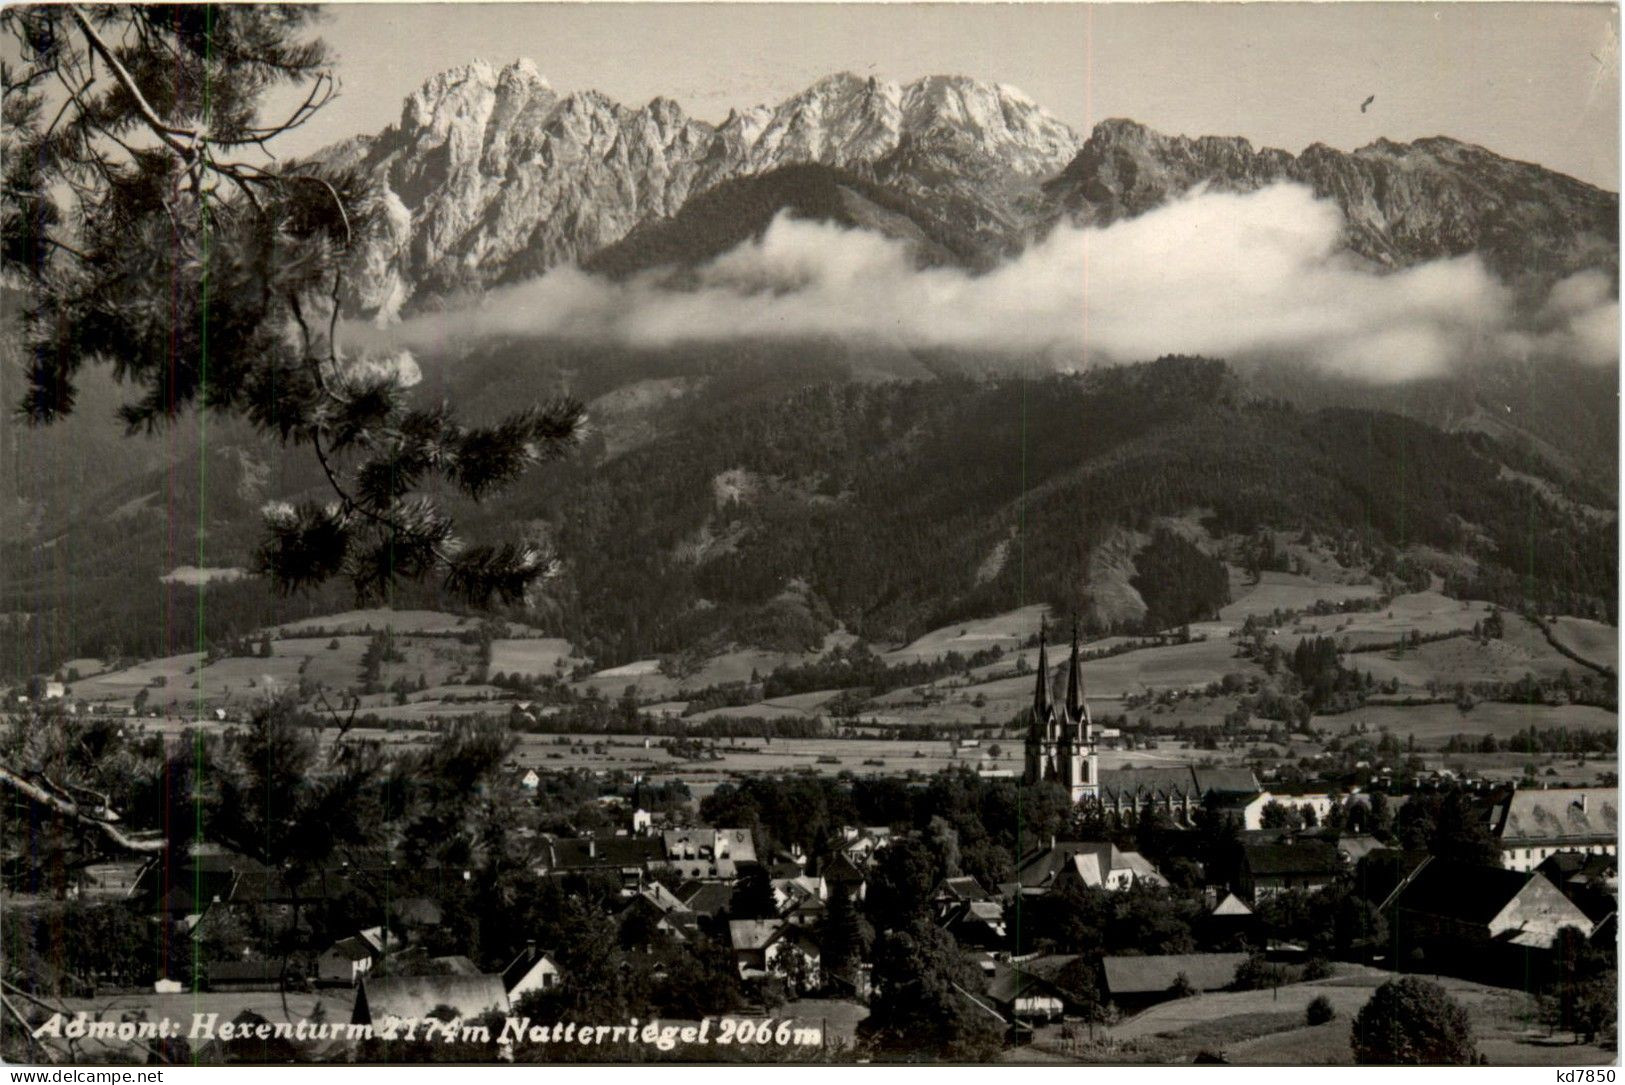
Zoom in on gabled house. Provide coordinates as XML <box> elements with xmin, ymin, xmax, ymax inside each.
<box><xmin>661</xmin><ymin>828</ymin><xmax>757</xmax><ymax>881</ymax></box>
<box><xmin>1382</xmin><ymin>858</ymin><xmax>1596</xmax><ymax>982</ymax></box>
<box><xmin>541</xmin><ymin>836</ymin><xmax>665</xmax><ymax>891</ymax></box>
<box><xmin>1385</xmin><ymin>859</ymin><xmax>1594</xmax><ymax>949</ymax></box>
<box><xmin>1100</xmin><ymin>952</ymin><xmax>1249</xmax><ymax>1011</ymax></box>
<box><xmin>1537</xmin><ymin>852</ymin><xmax>1618</xmax><ymax>924</ymax></box>
<box><xmin>1237</xmin><ymin>840</ymin><xmax>1344</xmax><ymax>900</ymax></box>
<box><xmin>933</xmin><ymin>875</ymin><xmax>995</xmax><ymax>910</ymax></box>
<box><xmin>1015</xmin><ymin>840</ymin><xmax>1165</xmax><ymax>896</ymax></box>
<box><xmin>984</xmin><ymin>955</ymin><xmax>1082</xmax><ymax>1022</ymax></box>
<box><xmin>726</xmin><ymin>918</ymin><xmax>821</xmax><ymax>988</ymax></box>
<box><xmin>1489</xmin><ymin>787</ymin><xmax>1618</xmax><ymax>873</ymax></box>
<box><xmin>502</xmin><ymin>944</ymin><xmax>560</xmax><ymax>1002</ymax></box>
<box><xmin>677</xmin><ymin>881</ymin><xmax>735</xmax><ymax>917</ymax></box>
<box><xmin>939</xmin><ymin>899</ymin><xmax>1008</xmax><ymax>949</ymax></box>
<box><xmin>315</xmin><ymin>926</ymin><xmax>403</xmax><ymax>987</ymax></box>
<box><xmin>820</xmin><ymin>852</ymin><xmax>867</xmax><ymax>900</ymax></box>
<box><xmin>771</xmin><ymin>876</ymin><xmax>827</xmax><ymax>927</ymax></box>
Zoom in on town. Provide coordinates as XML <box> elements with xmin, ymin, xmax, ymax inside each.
<box><xmin>1</xmin><ymin>613</ymin><xmax>1615</xmax><ymax>1065</ymax></box>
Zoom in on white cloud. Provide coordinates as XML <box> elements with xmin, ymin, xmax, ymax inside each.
<box><xmin>378</xmin><ymin>183</ymin><xmax>1618</xmax><ymax>382</ymax></box>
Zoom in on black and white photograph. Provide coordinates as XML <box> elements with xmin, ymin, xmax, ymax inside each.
<box><xmin>0</xmin><ymin>0</ymin><xmax>1619</xmax><ymax>1068</ymax></box>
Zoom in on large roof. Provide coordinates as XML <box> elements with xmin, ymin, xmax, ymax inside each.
<box><xmin>1241</xmin><ymin>840</ymin><xmax>1344</xmax><ymax>878</ymax></box>
<box><xmin>1098</xmin><ymin>766</ymin><xmax>1259</xmax><ymax>801</ymax></box>
<box><xmin>1387</xmin><ymin>860</ymin><xmax>1535</xmax><ymax>924</ymax></box>
<box><xmin>1102</xmin><ymin>953</ymin><xmax>1248</xmax><ymax>995</ymax></box>
<box><xmin>354</xmin><ymin>975</ymin><xmax>509</xmax><ymax>1025</ymax></box>
<box><xmin>1497</xmin><ymin>788</ymin><xmax>1618</xmax><ymax>846</ymax></box>
<box><xmin>728</xmin><ymin>919</ymin><xmax>784</xmax><ymax>951</ymax></box>
<box><xmin>545</xmin><ymin>836</ymin><xmax>664</xmax><ymax>870</ymax></box>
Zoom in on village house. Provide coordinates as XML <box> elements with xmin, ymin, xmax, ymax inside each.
<box><xmin>1014</xmin><ymin>840</ymin><xmax>1166</xmax><ymax>896</ymax></box>
<box><xmin>539</xmin><ymin>835</ymin><xmax>665</xmax><ymax>891</ymax></box>
<box><xmin>726</xmin><ymin>918</ymin><xmax>821</xmax><ymax>987</ymax></box>
<box><xmin>939</xmin><ymin>899</ymin><xmax>1008</xmax><ymax>949</ymax></box>
<box><xmin>984</xmin><ymin>955</ymin><xmax>1086</xmax><ymax>1022</ymax></box>
<box><xmin>1100</xmin><ymin>952</ymin><xmax>1249</xmax><ymax>1012</ymax></box>
<box><xmin>1488</xmin><ymin>787</ymin><xmax>1618</xmax><ymax>873</ymax></box>
<box><xmin>315</xmin><ymin>926</ymin><xmax>403</xmax><ymax>987</ymax></box>
<box><xmin>771</xmin><ymin>875</ymin><xmax>827</xmax><ymax>926</ymax></box>
<box><xmin>1236</xmin><ymin>840</ymin><xmax>1345</xmax><ymax>901</ymax></box>
<box><xmin>831</xmin><ymin>826</ymin><xmax>893</xmax><ymax>865</ymax></box>
<box><xmin>661</xmin><ymin>828</ymin><xmax>758</xmax><ymax>881</ymax></box>
<box><xmin>1381</xmin><ymin>858</ymin><xmax>1595</xmax><ymax>982</ymax></box>
<box><xmin>502</xmin><ymin>944</ymin><xmax>560</xmax><ymax>1001</ymax></box>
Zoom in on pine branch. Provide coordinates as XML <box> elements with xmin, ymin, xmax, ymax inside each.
<box><xmin>0</xmin><ymin>763</ymin><xmax>164</xmax><ymax>854</ymax></box>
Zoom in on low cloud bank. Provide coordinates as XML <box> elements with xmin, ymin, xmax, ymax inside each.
<box><xmin>377</xmin><ymin>183</ymin><xmax>1617</xmax><ymax>382</ymax></box>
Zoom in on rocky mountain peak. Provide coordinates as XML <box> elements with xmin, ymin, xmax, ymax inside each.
<box><xmin>1047</xmin><ymin>119</ymin><xmax>1618</xmax><ymax>280</ymax></box>
<box><xmin>339</xmin><ymin>67</ymin><xmax>1080</xmax><ymax>317</ymax></box>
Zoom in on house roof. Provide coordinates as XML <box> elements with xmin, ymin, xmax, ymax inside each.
<box><xmin>1352</xmin><ymin>848</ymin><xmax>1433</xmax><ymax>909</ymax></box>
<box><xmin>1388</xmin><ymin>860</ymin><xmax>1527</xmax><ymax>924</ymax></box>
<box><xmin>354</xmin><ymin>975</ymin><xmax>510</xmax><ymax>1025</ymax></box>
<box><xmin>1211</xmin><ymin>893</ymin><xmax>1253</xmax><ymax>917</ymax></box>
<box><xmin>546</xmin><ymin>836</ymin><xmax>665</xmax><ymax>870</ymax></box>
<box><xmin>662</xmin><ymin>828</ymin><xmax>757</xmax><ymax>864</ymax></box>
<box><xmin>821</xmin><ymin>852</ymin><xmax>866</xmax><ymax>883</ymax></box>
<box><xmin>635</xmin><ymin>882</ymin><xmax>690</xmax><ymax>914</ymax></box>
<box><xmin>985</xmin><ymin>955</ymin><xmax>1081</xmax><ymax>1005</ymax></box>
<box><xmin>1241</xmin><ymin>841</ymin><xmax>1344</xmax><ymax>878</ymax></box>
<box><xmin>501</xmin><ymin>946</ymin><xmax>557</xmax><ymax>993</ymax></box>
<box><xmin>1496</xmin><ymin>788</ymin><xmax>1619</xmax><ymax>846</ymax></box>
<box><xmin>678</xmin><ymin>882</ymin><xmax>736</xmax><ymax>916</ymax></box>
<box><xmin>728</xmin><ymin>919</ymin><xmax>784</xmax><ymax>952</ymax></box>
<box><xmin>1098</xmin><ymin>766</ymin><xmax>1260</xmax><ymax>803</ymax></box>
<box><xmin>325</xmin><ymin>936</ymin><xmax>375</xmax><ymax>963</ymax></box>
<box><xmin>1101</xmin><ymin>953</ymin><xmax>1248</xmax><ymax>995</ymax></box>
<box><xmin>1386</xmin><ymin>860</ymin><xmax>1591</xmax><ymax>943</ymax></box>
<box><xmin>936</xmin><ymin>875</ymin><xmax>994</xmax><ymax>902</ymax></box>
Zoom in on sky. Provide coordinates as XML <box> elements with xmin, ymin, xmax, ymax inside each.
<box><xmin>276</xmin><ymin>1</ymin><xmax>1622</xmax><ymax>189</ymax></box>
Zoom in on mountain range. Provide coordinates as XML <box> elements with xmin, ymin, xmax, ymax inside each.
<box><xmin>0</xmin><ymin>62</ymin><xmax>1618</xmax><ymax>679</ymax></box>
<box><xmin>327</xmin><ymin>60</ymin><xmax>1617</xmax><ymax>317</ymax></box>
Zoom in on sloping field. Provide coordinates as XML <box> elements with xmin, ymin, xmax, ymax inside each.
<box><xmin>1102</xmin><ymin>968</ymin><xmax>1604</xmax><ymax>1066</ymax></box>
<box><xmin>1350</xmin><ymin>634</ymin><xmax>1576</xmax><ymax>691</ymax></box>
<box><xmin>1220</xmin><ymin>571</ymin><xmax>1381</xmax><ymax>620</ymax></box>
<box><xmin>69</xmin><ymin>651</ymin><xmax>206</xmax><ymax>700</ymax></box>
<box><xmin>490</xmin><ymin>637</ymin><xmax>580</xmax><ymax>680</ymax></box>
<box><xmin>1330</xmin><ymin>701</ymin><xmax>1616</xmax><ymax>745</ymax></box>
<box><xmin>882</xmin><ymin>604</ymin><xmax>1048</xmax><ymax>664</ymax></box>
<box><xmin>273</xmin><ymin>635</ymin><xmax>370</xmax><ymax>689</ymax></box>
<box><xmin>1273</xmin><ymin>593</ymin><xmax>1493</xmax><ymax>648</ymax></box>
<box><xmin>1548</xmin><ymin>617</ymin><xmax>1619</xmax><ymax>671</ymax></box>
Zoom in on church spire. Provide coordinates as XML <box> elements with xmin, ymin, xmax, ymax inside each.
<box><xmin>1064</xmin><ymin>619</ymin><xmax>1085</xmax><ymax>727</ymax></box>
<box><xmin>1031</xmin><ymin>619</ymin><xmax>1052</xmax><ymax>725</ymax></box>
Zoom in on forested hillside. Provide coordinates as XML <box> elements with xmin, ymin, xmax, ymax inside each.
<box><xmin>3</xmin><ymin>356</ymin><xmax>1613</xmax><ymax>678</ymax></box>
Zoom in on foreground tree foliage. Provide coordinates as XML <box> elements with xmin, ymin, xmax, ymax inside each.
<box><xmin>2</xmin><ymin>5</ymin><xmax>583</xmax><ymax>607</ymax></box>
<box><xmin>1350</xmin><ymin>977</ymin><xmax>1478</xmax><ymax>1065</ymax></box>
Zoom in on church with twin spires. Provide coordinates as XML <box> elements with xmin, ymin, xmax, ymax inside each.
<box><xmin>1023</xmin><ymin>622</ymin><xmax>1100</xmax><ymax>805</ymax></box>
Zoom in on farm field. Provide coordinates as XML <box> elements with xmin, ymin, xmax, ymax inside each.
<box><xmin>1326</xmin><ymin>701</ymin><xmax>1617</xmax><ymax>746</ymax></box>
<box><xmin>881</xmin><ymin>604</ymin><xmax>1046</xmax><ymax>664</ymax></box>
<box><xmin>490</xmin><ymin>637</ymin><xmax>580</xmax><ymax>680</ymax></box>
<box><xmin>1219</xmin><ymin>571</ymin><xmax>1382</xmax><ymax>621</ymax></box>
<box><xmin>1075</xmin><ymin>967</ymin><xmax>1611</xmax><ymax>1066</ymax></box>
<box><xmin>1347</xmin><ymin>632</ymin><xmax>1580</xmax><ymax>692</ymax></box>
<box><xmin>1548</xmin><ymin>617</ymin><xmax>1619</xmax><ymax>671</ymax></box>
